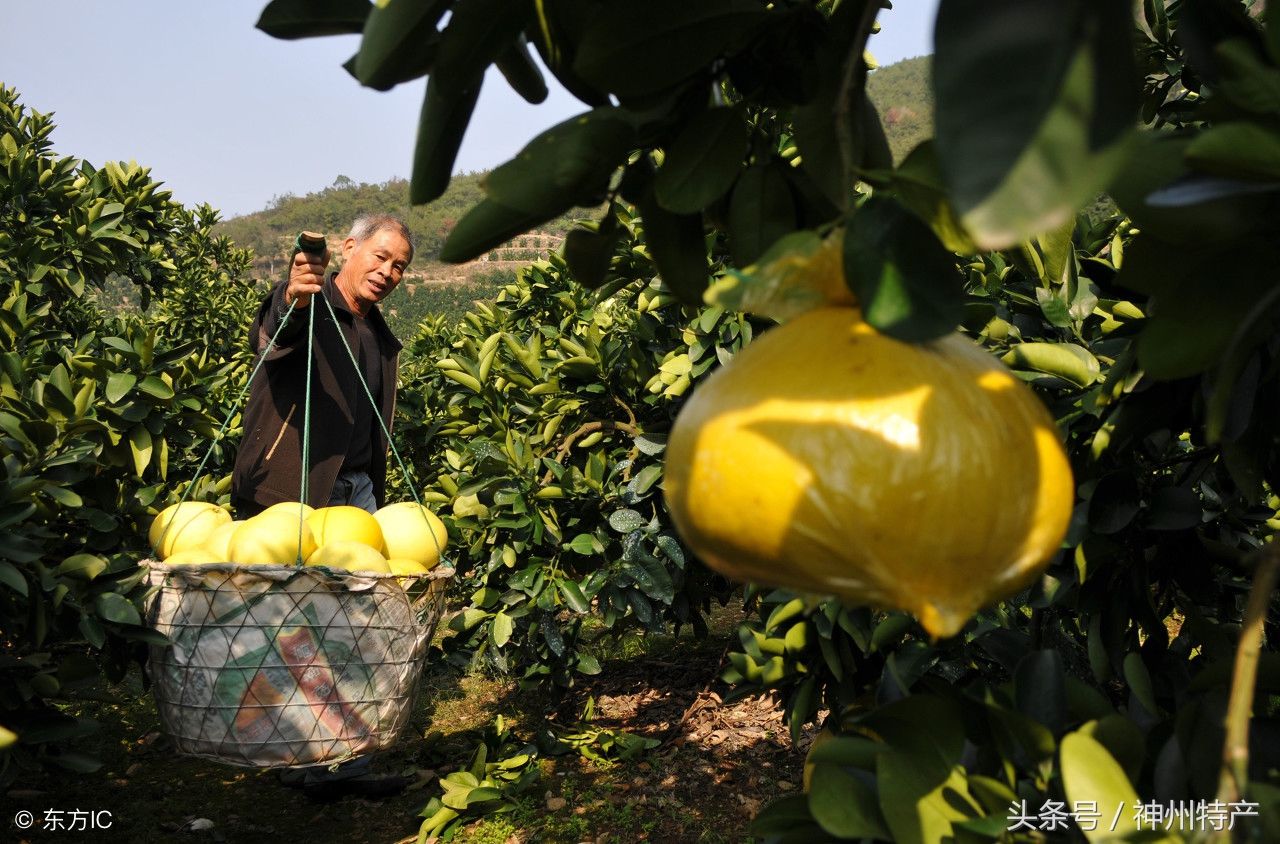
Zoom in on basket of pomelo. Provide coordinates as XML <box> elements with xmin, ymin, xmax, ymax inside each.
<box><xmin>141</xmin><ymin>498</ymin><xmax>451</xmax><ymax>769</ymax></box>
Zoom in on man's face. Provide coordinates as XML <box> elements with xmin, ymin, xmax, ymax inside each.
<box><xmin>337</xmin><ymin>228</ymin><xmax>412</xmax><ymax>313</ymax></box>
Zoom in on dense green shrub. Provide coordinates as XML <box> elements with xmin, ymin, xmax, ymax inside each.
<box><xmin>390</xmin><ymin>208</ymin><xmax>745</xmax><ymax>687</ymax></box>
<box><xmin>0</xmin><ymin>86</ymin><xmax>257</xmax><ymax>785</ymax></box>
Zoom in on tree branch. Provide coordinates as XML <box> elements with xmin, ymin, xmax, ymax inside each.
<box><xmin>1213</xmin><ymin>541</ymin><xmax>1280</xmax><ymax>816</ymax></box>
<box><xmin>540</xmin><ymin>419</ymin><xmax>641</xmax><ymax>485</ymax></box>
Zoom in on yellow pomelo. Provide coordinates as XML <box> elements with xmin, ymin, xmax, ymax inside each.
<box><xmin>205</xmin><ymin>520</ymin><xmax>243</xmax><ymax>560</ymax></box>
<box><xmin>164</xmin><ymin>547</ymin><xmax>226</xmax><ymax>565</ymax></box>
<box><xmin>306</xmin><ymin>541</ymin><xmax>391</xmax><ymax>574</ymax></box>
<box><xmin>664</xmin><ymin>306</ymin><xmax>1074</xmax><ymax>639</ymax></box>
<box><xmin>149</xmin><ymin>501</ymin><xmax>231</xmax><ymax>560</ymax></box>
<box><xmin>387</xmin><ymin>558</ymin><xmax>430</xmax><ymax>576</ymax></box>
<box><xmin>261</xmin><ymin>500</ymin><xmax>316</xmax><ymax>520</ymax></box>
<box><xmin>373</xmin><ymin>502</ymin><xmax>448</xmax><ymax>567</ymax></box>
<box><xmin>227</xmin><ymin>511</ymin><xmax>317</xmax><ymax>565</ymax></box>
<box><xmin>307</xmin><ymin>505</ymin><xmax>384</xmax><ymax>550</ymax></box>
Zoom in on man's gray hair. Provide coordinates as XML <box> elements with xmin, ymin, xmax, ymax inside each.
<box><xmin>348</xmin><ymin>213</ymin><xmax>415</xmax><ymax>262</ymax></box>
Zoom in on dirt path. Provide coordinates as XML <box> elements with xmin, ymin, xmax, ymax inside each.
<box><xmin>5</xmin><ymin>626</ymin><xmax>811</xmax><ymax>843</ymax></box>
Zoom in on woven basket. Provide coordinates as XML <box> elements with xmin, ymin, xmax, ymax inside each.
<box><xmin>142</xmin><ymin>560</ymin><xmax>451</xmax><ymax>769</ymax></box>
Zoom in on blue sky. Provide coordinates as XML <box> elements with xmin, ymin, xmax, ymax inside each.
<box><xmin>3</xmin><ymin>0</ymin><xmax>939</xmax><ymax>220</ymax></box>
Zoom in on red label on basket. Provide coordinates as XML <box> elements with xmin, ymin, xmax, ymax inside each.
<box><xmin>232</xmin><ymin>663</ymin><xmax>289</xmax><ymax>745</ymax></box>
<box><xmin>276</xmin><ymin>625</ymin><xmax>374</xmax><ymax>745</ymax></box>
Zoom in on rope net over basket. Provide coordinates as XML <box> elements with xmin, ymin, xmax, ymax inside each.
<box><xmin>144</xmin><ymin>562</ymin><xmax>450</xmax><ymax>769</ymax></box>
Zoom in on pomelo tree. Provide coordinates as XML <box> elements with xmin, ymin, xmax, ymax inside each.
<box><xmin>249</xmin><ymin>0</ymin><xmax>1278</xmax><ymax>839</ymax></box>
<box><xmin>0</xmin><ymin>85</ymin><xmax>260</xmax><ymax>784</ymax></box>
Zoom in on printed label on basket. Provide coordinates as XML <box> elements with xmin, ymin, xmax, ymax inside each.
<box><xmin>145</xmin><ymin>563</ymin><xmax>446</xmax><ymax>768</ymax></box>
<box><xmin>275</xmin><ymin>616</ymin><xmax>374</xmax><ymax>744</ymax></box>
<box><xmin>212</xmin><ymin>603</ymin><xmax>376</xmax><ymax>757</ymax></box>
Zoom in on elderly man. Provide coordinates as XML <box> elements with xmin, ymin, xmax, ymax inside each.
<box><xmin>232</xmin><ymin>213</ymin><xmax>413</xmax><ymax>517</ymax></box>
<box><xmin>231</xmin><ymin>214</ymin><xmax>416</xmax><ymax>797</ymax></box>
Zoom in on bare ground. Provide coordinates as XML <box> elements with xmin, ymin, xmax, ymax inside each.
<box><xmin>4</xmin><ymin>610</ymin><xmax>813</xmax><ymax>844</ymax></box>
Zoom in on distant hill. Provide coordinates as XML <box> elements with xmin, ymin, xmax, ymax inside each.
<box><xmin>216</xmin><ymin>172</ymin><xmax>586</xmax><ymax>286</ymax></box>
<box><xmin>213</xmin><ymin>55</ymin><xmax>936</xmax><ymax>330</ymax></box>
<box><xmin>866</xmin><ymin>55</ymin><xmax>933</xmax><ymax>162</ymax></box>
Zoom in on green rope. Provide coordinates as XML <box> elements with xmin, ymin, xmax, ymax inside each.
<box><xmin>162</xmin><ymin>293</ymin><xmax>304</xmax><ymax>551</ymax></box>
<box><xmin>294</xmin><ymin>297</ymin><xmax>317</xmax><ymax>566</ymax></box>
<box><xmin>319</xmin><ymin>294</ymin><xmax>451</xmax><ymax>568</ymax></box>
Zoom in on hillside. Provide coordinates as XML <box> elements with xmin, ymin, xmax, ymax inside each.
<box><xmin>866</xmin><ymin>55</ymin><xmax>933</xmax><ymax>162</ymax></box>
<box><xmin>217</xmin><ymin>172</ymin><xmax>586</xmax><ymax>282</ymax></box>
<box><xmin>212</xmin><ymin>56</ymin><xmax>935</xmax><ymax>333</ymax></box>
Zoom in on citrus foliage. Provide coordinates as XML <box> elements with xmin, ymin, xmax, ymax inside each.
<box><xmin>391</xmin><ymin>208</ymin><xmax>747</xmax><ymax>686</ymax></box>
<box><xmin>0</xmin><ymin>86</ymin><xmax>257</xmax><ymax>785</ymax></box>
<box><xmin>260</xmin><ymin>1</ymin><xmax>1280</xmax><ymax>840</ymax></box>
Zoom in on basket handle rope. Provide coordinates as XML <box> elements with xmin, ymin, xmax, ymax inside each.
<box><xmin>318</xmin><ymin>292</ymin><xmax>448</xmax><ymax>566</ymax></box>
<box><xmin>162</xmin><ymin>233</ymin><xmax>316</xmax><ymax>560</ymax></box>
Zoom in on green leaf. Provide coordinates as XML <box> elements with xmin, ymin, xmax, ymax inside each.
<box><xmin>628</xmin><ymin>465</ymin><xmax>663</xmax><ymax>498</ymax></box>
<box><xmin>1144</xmin><ymin>486</ymin><xmax>1202</xmax><ymax>531</ymax></box>
<box><xmin>558</xmin><ymin>579</ymin><xmax>591</xmax><ymax>613</ymax></box>
<box><xmin>655</xmin><ymin>107</ymin><xmax>749</xmax><ymax>214</ymax></box>
<box><xmin>0</xmin><ymin>561</ymin><xmax>28</xmax><ymax>597</ymax></box>
<box><xmin>634</xmin><ymin>192</ymin><xmax>708</xmax><ymax>305</ymax></box>
<box><xmin>1014</xmin><ymin>650</ymin><xmax>1068</xmax><ymax>734</ymax></box>
<box><xmin>842</xmin><ymin>196</ymin><xmax>964</xmax><ymax>342</ymax></box>
<box><xmin>41</xmin><ymin>484</ymin><xmax>82</xmax><ymax>508</ymax></box>
<box><xmin>857</xmin><ymin>695</ymin><xmax>965</xmax><ymax>778</ymax></box>
<box><xmin>1122</xmin><ymin>652</ymin><xmax>1160</xmax><ymax>717</ymax></box>
<box><xmin>411</xmin><ymin>75</ymin><xmax>483</xmax><ymax>205</ymax></box>
<box><xmin>1185</xmin><ymin>121</ymin><xmax>1280</xmax><ymax>182</ymax></box>
<box><xmin>104</xmin><ymin>372</ymin><xmax>135</xmax><ymax>404</ymax></box>
<box><xmin>93</xmin><ymin>593</ymin><xmax>141</xmax><ymax>626</ymax></box>
<box><xmin>1081</xmin><ymin>715</ymin><xmax>1146</xmax><ymax>784</ymax></box>
<box><xmin>1088</xmin><ymin>473</ymin><xmax>1141</xmax><ymax>535</ymax></box>
<box><xmin>495</xmin><ymin>35</ymin><xmax>548</xmax><ymax>104</ymax></box>
<box><xmin>485</xmin><ymin>109</ymin><xmax>634</xmax><ymax>216</ymax></box>
<box><xmin>492</xmin><ymin>611</ymin><xmax>514</xmax><ymax>648</ymax></box>
<box><xmin>808</xmin><ymin>763</ymin><xmax>889</xmax><ymax>839</ymax></box>
<box><xmin>807</xmin><ymin>735</ymin><xmax>882</xmax><ymax>771</ymax></box>
<box><xmin>48</xmin><ymin>750</ymin><xmax>104</xmax><ymax>773</ymax></box>
<box><xmin>607</xmin><ymin>509</ymin><xmax>646</xmax><ymax>534</ymax></box>
<box><xmin>256</xmin><ymin>0</ymin><xmax>370</xmax><ymax>40</ymax></box>
<box><xmin>439</xmin><ymin>197</ymin><xmax>548</xmax><ymax>263</ymax></box>
<box><xmin>1121</xmin><ymin>238</ymin><xmax>1278</xmax><ymax>380</ymax></box>
<box><xmin>728</xmin><ymin>163</ymin><xmax>797</xmax><ymax>267</ymax></box>
<box><xmin>541</xmin><ymin>614</ymin><xmax>565</xmax><ymax>657</ymax></box>
<box><xmin>1059</xmin><ymin>732</ymin><xmax>1146</xmax><ymax>842</ymax></box>
<box><xmin>1001</xmin><ymin>342</ymin><xmax>1100</xmax><ymax>387</ymax></box>
<box><xmin>432</xmin><ymin>0</ymin><xmax>528</xmax><ymax>98</ymax></box>
<box><xmin>563</xmin><ymin>222</ymin><xmax>620</xmax><ymax>289</ymax></box>
<box><xmin>572</xmin><ymin>0</ymin><xmax>769</xmax><ymax>102</ymax></box>
<box><xmin>354</xmin><ymin>0</ymin><xmax>448</xmax><ymax>89</ymax></box>
<box><xmin>933</xmin><ymin>0</ymin><xmax>1137</xmax><ymax>249</ymax></box>
<box><xmin>886</xmin><ymin>141</ymin><xmax>978</xmax><ymax>253</ymax></box>
<box><xmin>54</xmin><ymin>554</ymin><xmax>108</xmax><ymax>581</ymax></box>
<box><xmin>136</xmin><ymin>375</ymin><xmax>174</xmax><ymax>400</ymax></box>
<box><xmin>877</xmin><ymin>753</ymin><xmax>977</xmax><ymax>844</ymax></box>
<box><xmin>566</xmin><ymin>533</ymin><xmax>602</xmax><ymax>555</ymax></box>
<box><xmin>128</xmin><ymin>425</ymin><xmax>152</xmax><ymax>478</ymax></box>
<box><xmin>750</xmin><ymin>794</ymin><xmax>817</xmax><ymax>837</ymax></box>
<box><xmin>575</xmin><ymin>652</ymin><xmax>601</xmax><ymax>674</ymax></box>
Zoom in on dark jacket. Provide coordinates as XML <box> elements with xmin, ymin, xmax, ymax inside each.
<box><xmin>231</xmin><ymin>273</ymin><xmax>401</xmax><ymax>509</ymax></box>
